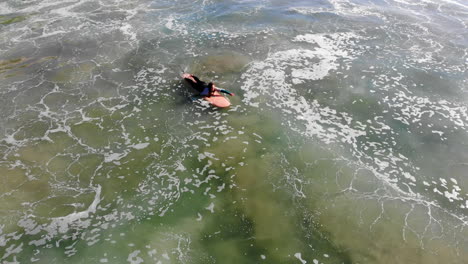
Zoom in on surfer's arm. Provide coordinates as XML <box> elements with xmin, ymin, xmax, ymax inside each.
<box><xmin>217</xmin><ymin>88</ymin><xmax>235</xmax><ymax>96</ymax></box>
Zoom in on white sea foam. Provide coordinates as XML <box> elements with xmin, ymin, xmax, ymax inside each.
<box><xmin>240</xmin><ymin>32</ymin><xmax>426</xmax><ymax>202</ymax></box>
<box><xmin>0</xmin><ymin>3</ymin><xmax>14</xmax><ymax>15</ymax></box>
<box><xmin>104</xmin><ymin>152</ymin><xmax>127</xmax><ymax>163</ymax></box>
<box><xmin>242</xmin><ymin>32</ymin><xmax>359</xmax><ymax>103</ymax></box>
<box><xmin>294</xmin><ymin>253</ymin><xmax>307</xmax><ymax>264</ymax></box>
<box><xmin>120</xmin><ymin>23</ymin><xmax>138</xmax><ymax>42</ymax></box>
<box><xmin>164</xmin><ymin>16</ymin><xmax>188</xmax><ymax>34</ymax></box>
<box><xmin>131</xmin><ymin>142</ymin><xmax>150</xmax><ymax>150</ymax></box>
<box><xmin>291</xmin><ymin>0</ymin><xmax>386</xmax><ymax>20</ymax></box>
<box><xmin>47</xmin><ymin>185</ymin><xmax>101</xmax><ymax>234</ymax></box>
<box><xmin>127</xmin><ymin>250</ymin><xmax>144</xmax><ymax>264</ymax></box>
<box><xmin>205</xmin><ymin>202</ymin><xmax>215</xmax><ymax>213</ymax></box>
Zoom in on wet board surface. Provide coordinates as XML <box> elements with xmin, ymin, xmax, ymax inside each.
<box><xmin>204</xmin><ymin>90</ymin><xmax>231</xmax><ymax>108</ymax></box>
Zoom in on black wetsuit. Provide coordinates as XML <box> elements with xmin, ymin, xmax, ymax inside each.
<box><xmin>184</xmin><ymin>75</ymin><xmax>233</xmax><ymax>96</ymax></box>
<box><xmin>184</xmin><ymin>75</ymin><xmax>208</xmax><ymax>93</ymax></box>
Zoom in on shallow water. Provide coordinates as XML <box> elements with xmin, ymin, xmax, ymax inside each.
<box><xmin>0</xmin><ymin>0</ymin><xmax>467</xmax><ymax>263</ymax></box>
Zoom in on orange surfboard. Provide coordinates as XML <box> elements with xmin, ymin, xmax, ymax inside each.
<box><xmin>204</xmin><ymin>90</ymin><xmax>231</xmax><ymax>108</ymax></box>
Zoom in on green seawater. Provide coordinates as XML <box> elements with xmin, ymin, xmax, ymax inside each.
<box><xmin>0</xmin><ymin>0</ymin><xmax>467</xmax><ymax>263</ymax></box>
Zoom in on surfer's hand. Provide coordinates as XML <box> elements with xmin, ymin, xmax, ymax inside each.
<box><xmin>230</xmin><ymin>93</ymin><xmax>235</xmax><ymax>96</ymax></box>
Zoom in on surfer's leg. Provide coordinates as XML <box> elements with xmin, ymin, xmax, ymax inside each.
<box><xmin>184</xmin><ymin>77</ymin><xmax>202</xmax><ymax>92</ymax></box>
<box><xmin>184</xmin><ymin>77</ymin><xmax>196</xmax><ymax>86</ymax></box>
<box><xmin>191</xmin><ymin>75</ymin><xmax>202</xmax><ymax>83</ymax></box>
<box><xmin>184</xmin><ymin>75</ymin><xmax>207</xmax><ymax>93</ymax></box>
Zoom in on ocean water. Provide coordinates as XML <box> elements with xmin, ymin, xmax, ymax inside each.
<box><xmin>0</xmin><ymin>0</ymin><xmax>467</xmax><ymax>263</ymax></box>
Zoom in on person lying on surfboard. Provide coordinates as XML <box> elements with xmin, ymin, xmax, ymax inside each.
<box><xmin>182</xmin><ymin>73</ymin><xmax>235</xmax><ymax>98</ymax></box>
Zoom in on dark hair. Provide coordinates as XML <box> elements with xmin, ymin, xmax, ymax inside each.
<box><xmin>208</xmin><ymin>82</ymin><xmax>214</xmax><ymax>95</ymax></box>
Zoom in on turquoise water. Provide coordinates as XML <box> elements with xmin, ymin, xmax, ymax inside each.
<box><xmin>0</xmin><ymin>0</ymin><xmax>467</xmax><ymax>263</ymax></box>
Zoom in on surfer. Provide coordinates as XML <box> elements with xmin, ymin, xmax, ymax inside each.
<box><xmin>182</xmin><ymin>73</ymin><xmax>235</xmax><ymax>97</ymax></box>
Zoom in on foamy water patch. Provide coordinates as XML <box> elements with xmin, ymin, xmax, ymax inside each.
<box><xmin>47</xmin><ymin>185</ymin><xmax>101</xmax><ymax>235</ymax></box>
<box><xmin>240</xmin><ymin>27</ymin><xmax>468</xmax><ymax>249</ymax></box>
<box><xmin>164</xmin><ymin>16</ymin><xmax>188</xmax><ymax>34</ymax></box>
<box><xmin>121</xmin><ymin>23</ymin><xmax>138</xmax><ymax>42</ymax></box>
<box><xmin>12</xmin><ymin>185</ymin><xmax>102</xmax><ymax>251</ymax></box>
<box><xmin>242</xmin><ymin>32</ymin><xmax>360</xmax><ymax>104</ymax></box>
<box><xmin>135</xmin><ymin>66</ymin><xmax>169</xmax><ymax>97</ymax></box>
<box><xmin>240</xmin><ymin>31</ymin><xmax>455</xmax><ymax>210</ymax></box>
<box><xmin>289</xmin><ymin>0</ymin><xmax>387</xmax><ymax>21</ymax></box>
<box><xmin>385</xmin><ymin>90</ymin><xmax>468</xmax><ymax>129</ymax></box>
<box><xmin>0</xmin><ymin>3</ymin><xmax>15</xmax><ymax>15</ymax></box>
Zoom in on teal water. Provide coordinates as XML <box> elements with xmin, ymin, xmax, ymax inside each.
<box><xmin>0</xmin><ymin>0</ymin><xmax>467</xmax><ymax>263</ymax></box>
